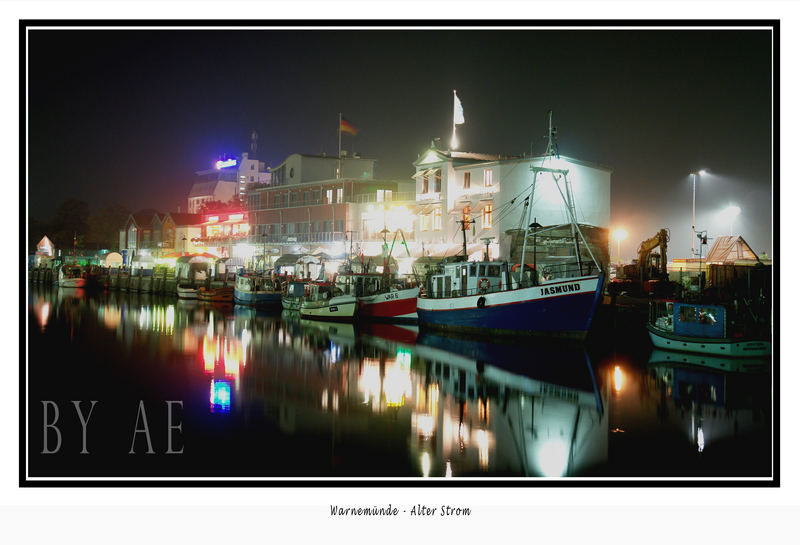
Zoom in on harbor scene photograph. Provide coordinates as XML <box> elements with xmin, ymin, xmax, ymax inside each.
<box><xmin>22</xmin><ymin>22</ymin><xmax>775</xmax><ymax>483</ymax></box>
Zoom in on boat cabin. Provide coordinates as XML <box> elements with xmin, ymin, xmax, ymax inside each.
<box><xmin>427</xmin><ymin>261</ymin><xmax>509</xmax><ymax>298</ymax></box>
<box><xmin>650</xmin><ymin>301</ymin><xmax>726</xmax><ymax>339</ymax></box>
<box><xmin>236</xmin><ymin>273</ymin><xmax>276</xmax><ymax>292</ymax></box>
<box><xmin>335</xmin><ymin>273</ymin><xmax>385</xmax><ymax>297</ymax></box>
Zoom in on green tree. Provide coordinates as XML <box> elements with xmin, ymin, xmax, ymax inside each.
<box><xmin>87</xmin><ymin>204</ymin><xmax>130</xmax><ymax>250</ymax></box>
<box><xmin>49</xmin><ymin>199</ymin><xmax>90</xmax><ymax>249</ymax></box>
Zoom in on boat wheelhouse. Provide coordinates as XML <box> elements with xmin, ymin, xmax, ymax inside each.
<box><xmin>335</xmin><ymin>271</ymin><xmax>419</xmax><ymax>322</ymax></box>
<box><xmin>647</xmin><ymin>300</ymin><xmax>771</xmax><ymax>357</ymax></box>
<box><xmin>299</xmin><ymin>281</ymin><xmax>358</xmax><ymax>322</ymax></box>
<box><xmin>234</xmin><ymin>272</ymin><xmax>282</xmax><ymax>306</ymax></box>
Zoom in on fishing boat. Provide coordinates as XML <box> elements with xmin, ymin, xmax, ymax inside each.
<box><xmin>299</xmin><ymin>282</ymin><xmax>358</xmax><ymax>322</ymax></box>
<box><xmin>281</xmin><ymin>280</ymin><xmax>307</xmax><ymax>311</ymax></box>
<box><xmin>198</xmin><ymin>286</ymin><xmax>234</xmax><ymax>303</ymax></box>
<box><xmin>334</xmin><ymin>271</ymin><xmax>419</xmax><ymax>323</ymax></box>
<box><xmin>416</xmin><ymin>114</ymin><xmax>604</xmax><ymax>339</ymax></box>
<box><xmin>176</xmin><ymin>285</ymin><xmax>199</xmax><ymax>299</ymax></box>
<box><xmin>58</xmin><ymin>264</ymin><xmax>86</xmax><ymax>288</ymax></box>
<box><xmin>234</xmin><ymin>272</ymin><xmax>282</xmax><ymax>306</ymax></box>
<box><xmin>647</xmin><ymin>300</ymin><xmax>771</xmax><ymax>357</ymax></box>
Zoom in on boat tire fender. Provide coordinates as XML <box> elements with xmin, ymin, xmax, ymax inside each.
<box><xmin>477</xmin><ymin>296</ymin><xmax>486</xmax><ymax>309</ymax></box>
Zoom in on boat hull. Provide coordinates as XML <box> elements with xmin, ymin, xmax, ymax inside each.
<box><xmin>177</xmin><ymin>286</ymin><xmax>199</xmax><ymax>299</ymax></box>
<box><xmin>647</xmin><ymin>324</ymin><xmax>771</xmax><ymax>357</ymax></box>
<box><xmin>281</xmin><ymin>296</ymin><xmax>303</xmax><ymax>312</ymax></box>
<box><xmin>300</xmin><ymin>296</ymin><xmax>358</xmax><ymax>322</ymax></box>
<box><xmin>198</xmin><ymin>288</ymin><xmax>234</xmax><ymax>303</ymax></box>
<box><xmin>417</xmin><ymin>276</ymin><xmax>603</xmax><ymax>338</ymax></box>
<box><xmin>234</xmin><ymin>289</ymin><xmax>282</xmax><ymax>306</ymax></box>
<box><xmin>59</xmin><ymin>278</ymin><xmax>86</xmax><ymax>288</ymax></box>
<box><xmin>358</xmin><ymin>287</ymin><xmax>419</xmax><ymax>322</ymax></box>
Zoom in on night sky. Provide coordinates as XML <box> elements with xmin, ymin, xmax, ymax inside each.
<box><xmin>27</xmin><ymin>26</ymin><xmax>774</xmax><ymax>259</ymax></box>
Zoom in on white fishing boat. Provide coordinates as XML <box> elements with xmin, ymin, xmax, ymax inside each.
<box><xmin>299</xmin><ymin>282</ymin><xmax>358</xmax><ymax>322</ymax></box>
<box><xmin>58</xmin><ymin>264</ymin><xmax>86</xmax><ymax>288</ymax></box>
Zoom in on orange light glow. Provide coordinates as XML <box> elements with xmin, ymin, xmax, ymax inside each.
<box><xmin>614</xmin><ymin>365</ymin><xmax>624</xmax><ymax>393</ymax></box>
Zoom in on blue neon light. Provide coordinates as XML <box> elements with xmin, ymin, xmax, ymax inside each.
<box><xmin>210</xmin><ymin>379</ymin><xmax>232</xmax><ymax>413</ymax></box>
<box><xmin>215</xmin><ymin>158</ymin><xmax>238</xmax><ymax>169</ymax></box>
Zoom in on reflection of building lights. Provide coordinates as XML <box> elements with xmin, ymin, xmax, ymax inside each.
<box><xmin>475</xmin><ymin>429</ymin><xmax>490</xmax><ymax>470</ymax></box>
<box><xmin>37</xmin><ymin>302</ymin><xmax>51</xmax><ymax>331</ymax></box>
<box><xmin>416</xmin><ymin>414</ymin><xmax>435</xmax><ymax>438</ymax></box>
<box><xmin>210</xmin><ymin>380</ymin><xmax>231</xmax><ymax>413</ymax></box>
<box><xmin>697</xmin><ymin>427</ymin><xmax>705</xmax><ymax>452</ymax></box>
<box><xmin>396</xmin><ymin>347</ymin><xmax>412</xmax><ymax>368</ymax></box>
<box><xmin>203</xmin><ymin>336</ymin><xmax>215</xmax><ymax>373</ymax></box>
<box><xmin>421</xmin><ymin>452</ymin><xmax>431</xmax><ymax>478</ymax></box>
<box><xmin>614</xmin><ymin>365</ymin><xmax>624</xmax><ymax>393</ymax></box>
<box><xmin>384</xmin><ymin>365</ymin><xmax>411</xmax><ymax>407</ymax></box>
<box><xmin>332</xmin><ymin>392</ymin><xmax>339</xmax><ymax>413</ymax></box>
<box><xmin>322</xmin><ymin>389</ymin><xmax>328</xmax><ymax>411</ymax></box>
<box><xmin>445</xmin><ymin>461</ymin><xmax>453</xmax><ymax>478</ymax></box>
<box><xmin>165</xmin><ymin>305</ymin><xmax>175</xmax><ymax>332</ymax></box>
<box><xmin>538</xmin><ymin>439</ymin><xmax>569</xmax><ymax>477</ymax></box>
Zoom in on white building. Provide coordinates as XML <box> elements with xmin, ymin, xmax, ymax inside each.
<box><xmin>190</xmin><ymin>152</ymin><xmax>271</xmax><ymax>213</ymax></box>
<box><xmin>411</xmin><ymin>144</ymin><xmax>611</xmax><ymax>261</ymax></box>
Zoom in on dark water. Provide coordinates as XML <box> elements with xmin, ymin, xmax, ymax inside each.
<box><xmin>26</xmin><ymin>286</ymin><xmax>773</xmax><ymax>480</ymax></box>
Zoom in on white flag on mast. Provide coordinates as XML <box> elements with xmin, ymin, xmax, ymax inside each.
<box><xmin>453</xmin><ymin>91</ymin><xmax>465</xmax><ymax>125</ymax></box>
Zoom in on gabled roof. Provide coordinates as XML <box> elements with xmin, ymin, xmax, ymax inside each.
<box><xmin>413</xmin><ymin>146</ymin><xmax>516</xmax><ymax>168</ymax></box>
<box><xmin>705</xmin><ymin>236</ymin><xmax>760</xmax><ymax>264</ymax></box>
<box><xmin>123</xmin><ymin>210</ymin><xmax>160</xmax><ymax>230</ymax></box>
<box><xmin>165</xmin><ymin>212</ymin><xmax>203</xmax><ymax>227</ymax></box>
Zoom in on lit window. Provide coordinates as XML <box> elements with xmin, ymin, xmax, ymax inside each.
<box><xmin>433</xmin><ymin>207</ymin><xmax>442</xmax><ymax>231</ymax></box>
<box><xmin>463</xmin><ymin>205</ymin><xmax>471</xmax><ymax>223</ymax></box>
<box><xmin>484</xmin><ymin>169</ymin><xmax>493</xmax><ymax>187</ymax></box>
<box><xmin>421</xmin><ymin>214</ymin><xmax>430</xmax><ymax>231</ymax></box>
<box><xmin>326</xmin><ymin>189</ymin><xmax>333</xmax><ymax>203</ymax></box>
<box><xmin>337</xmin><ymin>188</ymin><xmax>343</xmax><ymax>203</ymax></box>
<box><xmin>377</xmin><ymin>189</ymin><xmax>385</xmax><ymax>202</ymax></box>
<box><xmin>482</xmin><ymin>204</ymin><xmax>493</xmax><ymax>228</ymax></box>
<box><xmin>464</xmin><ymin>171</ymin><xmax>471</xmax><ymax>189</ymax></box>
<box><xmin>385</xmin><ymin>190</ymin><xmax>392</xmax><ymax>201</ymax></box>
<box><xmin>434</xmin><ymin>170</ymin><xmax>442</xmax><ymax>192</ymax></box>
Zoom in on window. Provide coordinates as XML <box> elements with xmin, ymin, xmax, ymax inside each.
<box><xmin>699</xmin><ymin>308</ymin><xmax>718</xmax><ymax>325</ymax></box>
<box><xmin>287</xmin><ymin>223</ymin><xmax>295</xmax><ymax>234</ymax></box>
<box><xmin>469</xmin><ymin>264</ymin><xmax>477</xmax><ymax>277</ymax></box>
<box><xmin>326</xmin><ymin>189</ymin><xmax>333</xmax><ymax>204</ymax></box>
<box><xmin>462</xmin><ymin>205</ymin><xmax>471</xmax><ymax>223</ymax></box>
<box><xmin>421</xmin><ymin>174</ymin><xmax>429</xmax><ymax>194</ymax></box>
<box><xmin>250</xmin><ymin>176</ymin><xmax>254</xmax><ymax>182</ymax></box>
<box><xmin>335</xmin><ymin>219</ymin><xmax>344</xmax><ymax>232</ymax></box>
<box><xmin>313</xmin><ymin>190</ymin><xmax>320</xmax><ymax>203</ymax></box>
<box><xmin>323</xmin><ymin>221</ymin><xmax>332</xmax><ymax>232</ymax></box>
<box><xmin>303</xmin><ymin>192</ymin><xmax>310</xmax><ymax>204</ymax></box>
<box><xmin>273</xmin><ymin>195</ymin><xmax>280</xmax><ymax>208</ymax></box>
<box><xmin>250</xmin><ymin>163</ymin><xmax>255</xmax><ymax>170</ymax></box>
<box><xmin>290</xmin><ymin>192</ymin><xmax>297</xmax><ymax>205</ymax></box>
<box><xmin>464</xmin><ymin>171</ymin><xmax>471</xmax><ymax>189</ymax></box>
<box><xmin>434</xmin><ymin>169</ymin><xmax>442</xmax><ymax>192</ymax></box>
<box><xmin>484</xmin><ymin>169</ymin><xmax>493</xmax><ymax>187</ymax></box>
<box><xmin>421</xmin><ymin>214</ymin><xmax>430</xmax><ymax>231</ymax></box>
<box><xmin>488</xmin><ymin>265</ymin><xmax>500</xmax><ymax>277</ymax></box>
<box><xmin>385</xmin><ymin>189</ymin><xmax>392</xmax><ymax>201</ymax></box>
<box><xmin>377</xmin><ymin>189</ymin><xmax>385</xmax><ymax>202</ymax></box>
<box><xmin>433</xmin><ymin>207</ymin><xmax>442</xmax><ymax>231</ymax></box>
<box><xmin>679</xmin><ymin>306</ymin><xmax>697</xmax><ymax>323</ymax></box>
<box><xmin>337</xmin><ymin>187</ymin><xmax>343</xmax><ymax>203</ymax></box>
<box><xmin>482</xmin><ymin>204</ymin><xmax>493</xmax><ymax>228</ymax></box>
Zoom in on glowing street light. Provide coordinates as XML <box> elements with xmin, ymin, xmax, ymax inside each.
<box><xmin>720</xmin><ymin>205</ymin><xmax>741</xmax><ymax>236</ymax></box>
<box><xmin>691</xmin><ymin>169</ymin><xmax>708</xmax><ymax>257</ymax></box>
<box><xmin>613</xmin><ymin>228</ymin><xmax>627</xmax><ymax>268</ymax></box>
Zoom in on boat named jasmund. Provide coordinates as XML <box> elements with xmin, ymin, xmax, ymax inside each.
<box><xmin>416</xmin><ymin>113</ymin><xmax>604</xmax><ymax>339</ymax></box>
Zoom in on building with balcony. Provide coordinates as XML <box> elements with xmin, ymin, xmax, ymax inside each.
<box><xmin>411</xmin><ymin>143</ymin><xmax>611</xmax><ymax>262</ymax></box>
<box><xmin>191</xmin><ymin>210</ymin><xmax>251</xmax><ymax>259</ymax></box>
<box><xmin>246</xmin><ymin>153</ymin><xmax>415</xmax><ymax>257</ymax></box>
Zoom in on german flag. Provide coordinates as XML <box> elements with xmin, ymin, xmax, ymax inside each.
<box><xmin>340</xmin><ymin>118</ymin><xmax>359</xmax><ymax>136</ymax></box>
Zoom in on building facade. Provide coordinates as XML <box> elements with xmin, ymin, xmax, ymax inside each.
<box><xmin>410</xmin><ymin>144</ymin><xmax>612</xmax><ymax>262</ymax></box>
<box><xmin>246</xmin><ymin>153</ymin><xmax>415</xmax><ymax>257</ymax></box>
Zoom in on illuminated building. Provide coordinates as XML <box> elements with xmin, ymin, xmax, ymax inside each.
<box><xmin>191</xmin><ymin>152</ymin><xmax>271</xmax><ymax>213</ymax></box>
<box><xmin>246</xmin><ymin>152</ymin><xmax>415</xmax><ymax>257</ymax></box>
<box><xmin>193</xmin><ymin>211</ymin><xmax>251</xmax><ymax>258</ymax></box>
<box><xmin>159</xmin><ymin>212</ymin><xmax>203</xmax><ymax>254</ymax></box>
<box><xmin>411</xmin><ymin>141</ymin><xmax>611</xmax><ymax>261</ymax></box>
<box><xmin>118</xmin><ymin>209</ymin><xmax>162</xmax><ymax>262</ymax></box>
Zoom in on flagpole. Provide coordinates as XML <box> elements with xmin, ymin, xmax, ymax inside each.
<box><xmin>338</xmin><ymin>112</ymin><xmax>342</xmax><ymax>180</ymax></box>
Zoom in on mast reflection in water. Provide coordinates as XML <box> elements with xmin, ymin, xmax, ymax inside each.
<box><xmin>27</xmin><ymin>286</ymin><xmax>772</xmax><ymax>479</ymax></box>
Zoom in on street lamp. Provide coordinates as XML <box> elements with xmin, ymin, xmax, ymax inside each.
<box><xmin>182</xmin><ymin>235</ymin><xmax>187</xmax><ymax>255</ymax></box>
<box><xmin>613</xmin><ymin>228</ymin><xmax>627</xmax><ymax>269</ymax></box>
<box><xmin>691</xmin><ymin>169</ymin><xmax>708</xmax><ymax>257</ymax></box>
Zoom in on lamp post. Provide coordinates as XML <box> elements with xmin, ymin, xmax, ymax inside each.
<box><xmin>691</xmin><ymin>169</ymin><xmax>708</xmax><ymax>257</ymax></box>
<box><xmin>182</xmin><ymin>235</ymin><xmax>187</xmax><ymax>255</ymax></box>
<box><xmin>613</xmin><ymin>228</ymin><xmax>627</xmax><ymax>269</ymax></box>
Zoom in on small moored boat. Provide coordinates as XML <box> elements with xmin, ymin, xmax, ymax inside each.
<box><xmin>299</xmin><ymin>282</ymin><xmax>358</xmax><ymax>322</ymax></box>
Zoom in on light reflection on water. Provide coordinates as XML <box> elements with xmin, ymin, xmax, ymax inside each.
<box><xmin>27</xmin><ymin>286</ymin><xmax>772</xmax><ymax>478</ymax></box>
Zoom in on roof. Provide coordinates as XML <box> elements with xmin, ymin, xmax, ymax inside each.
<box><xmin>166</xmin><ymin>212</ymin><xmax>203</xmax><ymax>226</ymax></box>
<box><xmin>188</xmin><ymin>180</ymin><xmax>231</xmax><ymax>198</ymax></box>
<box><xmin>704</xmin><ymin>236</ymin><xmax>760</xmax><ymax>264</ymax></box>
